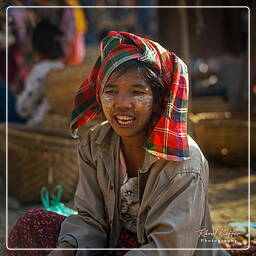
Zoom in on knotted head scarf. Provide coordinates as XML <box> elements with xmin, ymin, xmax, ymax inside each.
<box><xmin>70</xmin><ymin>31</ymin><xmax>190</xmax><ymax>161</ymax></box>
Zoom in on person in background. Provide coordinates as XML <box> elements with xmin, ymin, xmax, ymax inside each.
<box><xmin>0</xmin><ymin>80</ymin><xmax>24</xmax><ymax>124</ymax></box>
<box><xmin>59</xmin><ymin>0</ymin><xmax>87</xmax><ymax>65</ymax></box>
<box><xmin>16</xmin><ymin>20</ymin><xmax>64</xmax><ymax>126</ymax></box>
<box><xmin>0</xmin><ymin>5</ymin><xmax>30</xmax><ymax>94</ymax></box>
<box><xmin>30</xmin><ymin>0</ymin><xmax>87</xmax><ymax>65</ymax></box>
<box><xmin>0</xmin><ymin>11</ymin><xmax>24</xmax><ymax>124</ymax></box>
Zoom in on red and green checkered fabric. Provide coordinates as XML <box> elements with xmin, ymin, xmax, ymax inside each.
<box><xmin>70</xmin><ymin>31</ymin><xmax>190</xmax><ymax>161</ymax></box>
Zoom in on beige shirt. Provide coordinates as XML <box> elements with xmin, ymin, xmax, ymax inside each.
<box><xmin>58</xmin><ymin>121</ymin><xmax>229</xmax><ymax>256</ymax></box>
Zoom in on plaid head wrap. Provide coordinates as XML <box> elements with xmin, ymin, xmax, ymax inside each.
<box><xmin>70</xmin><ymin>31</ymin><xmax>190</xmax><ymax>161</ymax></box>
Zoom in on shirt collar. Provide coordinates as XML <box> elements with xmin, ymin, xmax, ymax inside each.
<box><xmin>140</xmin><ymin>150</ymin><xmax>159</xmax><ymax>173</ymax></box>
<box><xmin>94</xmin><ymin>121</ymin><xmax>114</xmax><ymax>148</ymax></box>
<box><xmin>93</xmin><ymin>120</ymin><xmax>159</xmax><ymax>172</ymax></box>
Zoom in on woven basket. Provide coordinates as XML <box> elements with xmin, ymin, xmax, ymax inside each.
<box><xmin>191</xmin><ymin>96</ymin><xmax>230</xmax><ymax>113</ymax></box>
<box><xmin>42</xmin><ymin>113</ymin><xmax>70</xmax><ymax>134</ymax></box>
<box><xmin>189</xmin><ymin>112</ymin><xmax>256</xmax><ymax>166</ymax></box>
<box><xmin>0</xmin><ymin>124</ymin><xmax>79</xmax><ymax>204</ymax></box>
<box><xmin>44</xmin><ymin>47</ymin><xmax>99</xmax><ymax>117</ymax></box>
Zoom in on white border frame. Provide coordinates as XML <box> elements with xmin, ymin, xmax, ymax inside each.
<box><xmin>5</xmin><ymin>5</ymin><xmax>251</xmax><ymax>252</ymax></box>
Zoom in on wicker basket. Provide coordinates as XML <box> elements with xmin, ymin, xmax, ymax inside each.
<box><xmin>44</xmin><ymin>47</ymin><xmax>99</xmax><ymax>117</ymax></box>
<box><xmin>0</xmin><ymin>124</ymin><xmax>79</xmax><ymax>204</ymax></box>
<box><xmin>191</xmin><ymin>96</ymin><xmax>230</xmax><ymax>113</ymax></box>
<box><xmin>42</xmin><ymin>113</ymin><xmax>70</xmax><ymax>134</ymax></box>
<box><xmin>189</xmin><ymin>112</ymin><xmax>256</xmax><ymax>166</ymax></box>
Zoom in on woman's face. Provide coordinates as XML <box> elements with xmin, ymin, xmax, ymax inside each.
<box><xmin>100</xmin><ymin>69</ymin><xmax>154</xmax><ymax>140</ymax></box>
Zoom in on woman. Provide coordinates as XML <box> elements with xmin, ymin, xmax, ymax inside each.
<box><xmin>6</xmin><ymin>31</ymin><xmax>229</xmax><ymax>256</ymax></box>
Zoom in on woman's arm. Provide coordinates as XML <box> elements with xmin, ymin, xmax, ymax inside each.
<box><xmin>57</xmin><ymin>146</ymin><xmax>109</xmax><ymax>250</ymax></box>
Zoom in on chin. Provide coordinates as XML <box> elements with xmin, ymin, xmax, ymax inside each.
<box><xmin>112</xmin><ymin>128</ymin><xmax>136</xmax><ymax>138</ymax></box>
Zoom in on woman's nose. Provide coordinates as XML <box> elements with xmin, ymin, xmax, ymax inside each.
<box><xmin>114</xmin><ymin>93</ymin><xmax>133</xmax><ymax>109</ymax></box>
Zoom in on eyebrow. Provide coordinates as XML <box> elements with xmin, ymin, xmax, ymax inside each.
<box><xmin>104</xmin><ymin>84</ymin><xmax>116</xmax><ymax>88</ymax></box>
<box><xmin>104</xmin><ymin>83</ymin><xmax>148</xmax><ymax>89</ymax></box>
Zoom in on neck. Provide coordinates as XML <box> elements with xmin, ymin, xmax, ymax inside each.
<box><xmin>121</xmin><ymin>133</ymin><xmax>147</xmax><ymax>154</ymax></box>
<box><xmin>120</xmin><ymin>134</ymin><xmax>147</xmax><ymax>176</ymax></box>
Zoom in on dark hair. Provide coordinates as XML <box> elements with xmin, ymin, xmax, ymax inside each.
<box><xmin>109</xmin><ymin>59</ymin><xmax>166</xmax><ymax>113</ymax></box>
<box><xmin>32</xmin><ymin>20</ymin><xmax>64</xmax><ymax>60</ymax></box>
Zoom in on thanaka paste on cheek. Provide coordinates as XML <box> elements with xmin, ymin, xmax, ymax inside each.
<box><xmin>134</xmin><ymin>94</ymin><xmax>153</xmax><ymax>128</ymax></box>
<box><xmin>100</xmin><ymin>93</ymin><xmax>113</xmax><ymax>121</ymax></box>
<box><xmin>133</xmin><ymin>94</ymin><xmax>153</xmax><ymax>110</ymax></box>
<box><xmin>132</xmin><ymin>86</ymin><xmax>154</xmax><ymax>117</ymax></box>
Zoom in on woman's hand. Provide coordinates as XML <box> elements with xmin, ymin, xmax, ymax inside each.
<box><xmin>47</xmin><ymin>242</ymin><xmax>76</xmax><ymax>256</ymax></box>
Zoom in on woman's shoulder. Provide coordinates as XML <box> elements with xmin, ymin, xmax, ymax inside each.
<box><xmin>78</xmin><ymin>120</ymin><xmax>115</xmax><ymax>158</ymax></box>
<box><xmin>147</xmin><ymin>136</ymin><xmax>209</xmax><ymax>203</ymax></box>
<box><xmin>187</xmin><ymin>135</ymin><xmax>208</xmax><ymax>166</ymax></box>
<box><xmin>160</xmin><ymin>135</ymin><xmax>209</xmax><ymax>184</ymax></box>
<box><xmin>185</xmin><ymin>135</ymin><xmax>209</xmax><ymax>183</ymax></box>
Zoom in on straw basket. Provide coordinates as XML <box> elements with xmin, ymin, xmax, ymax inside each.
<box><xmin>44</xmin><ymin>47</ymin><xmax>99</xmax><ymax>117</ymax></box>
<box><xmin>191</xmin><ymin>96</ymin><xmax>230</xmax><ymax>113</ymax></box>
<box><xmin>189</xmin><ymin>112</ymin><xmax>256</xmax><ymax>166</ymax></box>
<box><xmin>0</xmin><ymin>124</ymin><xmax>79</xmax><ymax>204</ymax></box>
<box><xmin>42</xmin><ymin>113</ymin><xmax>70</xmax><ymax>134</ymax></box>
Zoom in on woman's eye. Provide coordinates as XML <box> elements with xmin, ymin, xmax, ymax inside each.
<box><xmin>132</xmin><ymin>90</ymin><xmax>144</xmax><ymax>95</ymax></box>
<box><xmin>105</xmin><ymin>90</ymin><xmax>117</xmax><ymax>95</ymax></box>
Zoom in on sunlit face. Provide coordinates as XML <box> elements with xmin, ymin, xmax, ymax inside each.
<box><xmin>100</xmin><ymin>69</ymin><xmax>154</xmax><ymax>140</ymax></box>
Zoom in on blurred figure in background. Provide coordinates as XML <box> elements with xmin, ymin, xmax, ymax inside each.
<box><xmin>59</xmin><ymin>0</ymin><xmax>87</xmax><ymax>65</ymax></box>
<box><xmin>0</xmin><ymin>4</ymin><xmax>25</xmax><ymax>124</ymax></box>
<box><xmin>16</xmin><ymin>20</ymin><xmax>64</xmax><ymax>126</ymax></box>
<box><xmin>0</xmin><ymin>81</ymin><xmax>24</xmax><ymax>124</ymax></box>
<box><xmin>0</xmin><ymin>4</ymin><xmax>33</xmax><ymax>94</ymax></box>
<box><xmin>30</xmin><ymin>0</ymin><xmax>87</xmax><ymax>65</ymax></box>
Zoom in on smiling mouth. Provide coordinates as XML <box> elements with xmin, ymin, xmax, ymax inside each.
<box><xmin>115</xmin><ymin>115</ymin><xmax>136</xmax><ymax>126</ymax></box>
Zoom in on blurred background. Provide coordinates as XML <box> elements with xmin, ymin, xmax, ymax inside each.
<box><xmin>0</xmin><ymin>0</ymin><xmax>255</xmax><ymax>254</ymax></box>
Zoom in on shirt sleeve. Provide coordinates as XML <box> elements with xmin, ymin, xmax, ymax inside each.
<box><xmin>125</xmin><ymin>170</ymin><xmax>206</xmax><ymax>256</ymax></box>
<box><xmin>57</xmin><ymin>146</ymin><xmax>109</xmax><ymax>249</ymax></box>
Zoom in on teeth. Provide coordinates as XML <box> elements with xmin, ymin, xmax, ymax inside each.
<box><xmin>117</xmin><ymin>119</ymin><xmax>134</xmax><ymax>125</ymax></box>
<box><xmin>116</xmin><ymin>115</ymin><xmax>134</xmax><ymax>121</ymax></box>
<box><xmin>115</xmin><ymin>115</ymin><xmax>135</xmax><ymax>125</ymax></box>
